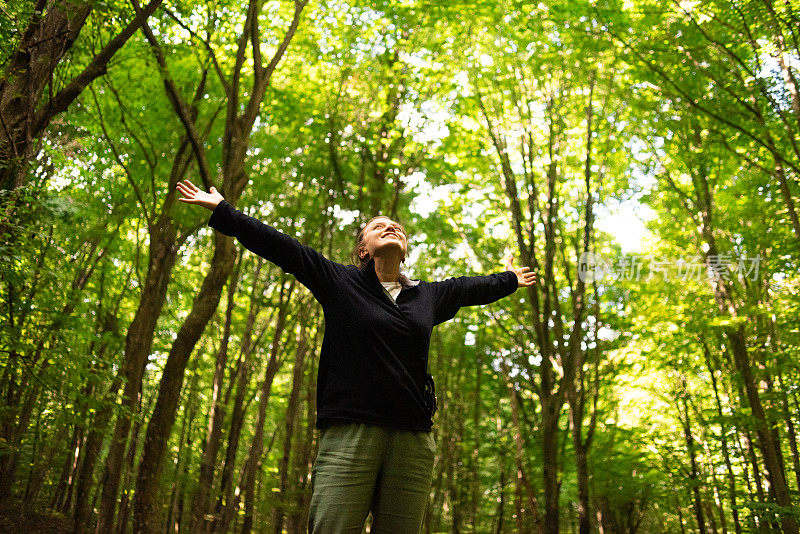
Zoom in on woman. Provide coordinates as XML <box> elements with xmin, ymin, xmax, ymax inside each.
<box><xmin>176</xmin><ymin>179</ymin><xmax>536</xmax><ymax>533</ymax></box>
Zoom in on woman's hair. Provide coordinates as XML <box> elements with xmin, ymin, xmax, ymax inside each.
<box><xmin>351</xmin><ymin>215</ymin><xmax>409</xmax><ymax>268</ymax></box>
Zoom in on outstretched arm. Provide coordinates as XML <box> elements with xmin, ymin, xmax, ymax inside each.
<box><xmin>429</xmin><ymin>257</ymin><xmax>537</xmax><ymax>325</ymax></box>
<box><xmin>177</xmin><ymin>180</ymin><xmax>344</xmax><ymax>300</ymax></box>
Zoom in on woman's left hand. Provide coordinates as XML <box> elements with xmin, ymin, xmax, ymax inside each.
<box><xmin>505</xmin><ymin>255</ymin><xmax>537</xmax><ymax>288</ymax></box>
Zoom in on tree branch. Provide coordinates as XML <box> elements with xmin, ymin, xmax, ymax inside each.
<box><xmin>134</xmin><ymin>3</ymin><xmax>214</xmax><ymax>190</ymax></box>
<box><xmin>31</xmin><ymin>0</ymin><xmax>165</xmax><ymax>137</ymax></box>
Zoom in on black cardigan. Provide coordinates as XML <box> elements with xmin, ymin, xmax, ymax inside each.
<box><xmin>208</xmin><ymin>200</ymin><xmax>518</xmax><ymax>432</ymax></box>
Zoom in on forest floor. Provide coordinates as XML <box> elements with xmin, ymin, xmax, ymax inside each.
<box><xmin>0</xmin><ymin>499</ymin><xmax>70</xmax><ymax>533</ymax></box>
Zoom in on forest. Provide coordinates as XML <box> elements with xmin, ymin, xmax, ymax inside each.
<box><xmin>1</xmin><ymin>0</ymin><xmax>800</xmax><ymax>532</ymax></box>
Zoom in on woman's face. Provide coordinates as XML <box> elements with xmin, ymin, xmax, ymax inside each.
<box><xmin>360</xmin><ymin>217</ymin><xmax>408</xmax><ymax>262</ymax></box>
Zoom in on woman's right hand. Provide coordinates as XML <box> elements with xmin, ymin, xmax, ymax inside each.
<box><xmin>176</xmin><ymin>179</ymin><xmax>224</xmax><ymax>211</ymax></box>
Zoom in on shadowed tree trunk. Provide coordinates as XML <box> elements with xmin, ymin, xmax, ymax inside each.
<box><xmin>188</xmin><ymin>253</ymin><xmax>242</xmax><ymax>533</ymax></box>
<box><xmin>273</xmin><ymin>311</ymin><xmax>313</xmax><ymax>534</ymax></box>
<box><xmin>690</xmin><ymin>125</ymin><xmax>796</xmax><ymax>534</ymax></box>
<box><xmin>677</xmin><ymin>378</ymin><xmax>708</xmax><ymax>534</ymax></box>
<box><xmin>94</xmin><ymin>70</ymin><xmax>211</xmax><ymax>530</ymax></box>
<box><xmin>700</xmin><ymin>337</ymin><xmax>743</xmax><ymax>534</ymax></box>
<box><xmin>164</xmin><ymin>358</ymin><xmax>201</xmax><ymax>534</ymax></box>
<box><xmin>132</xmin><ymin>2</ymin><xmax>307</xmax><ymax>531</ymax></box>
<box><xmin>95</xmin><ymin>199</ymin><xmax>183</xmax><ymax>534</ymax></box>
<box><xmin>240</xmin><ymin>280</ymin><xmax>294</xmax><ymax>534</ymax></box>
<box><xmin>288</xmin><ymin>339</ymin><xmax>318</xmax><ymax>534</ymax></box>
<box><xmin>207</xmin><ymin>260</ymin><xmax>281</xmax><ymax>533</ymax></box>
<box><xmin>566</xmin><ymin>77</ymin><xmax>599</xmax><ymax>534</ymax></box>
<box><xmin>114</xmin><ymin>394</ymin><xmax>147</xmax><ymax>534</ymax></box>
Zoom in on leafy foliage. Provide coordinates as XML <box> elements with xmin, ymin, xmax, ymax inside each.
<box><xmin>1</xmin><ymin>0</ymin><xmax>800</xmax><ymax>532</ymax></box>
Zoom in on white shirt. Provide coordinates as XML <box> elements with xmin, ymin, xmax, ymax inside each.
<box><xmin>380</xmin><ymin>281</ymin><xmax>402</xmax><ymax>302</ymax></box>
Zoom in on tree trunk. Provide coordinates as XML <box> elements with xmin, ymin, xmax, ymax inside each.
<box><xmin>273</xmin><ymin>318</ymin><xmax>311</xmax><ymax>534</ymax></box>
<box><xmin>211</xmin><ymin>346</ymin><xmax>254</xmax><ymax>533</ymax></box>
<box><xmin>567</xmin><ymin>83</ymin><xmax>597</xmax><ymax>534</ymax></box>
<box><xmin>778</xmin><ymin>371</ymin><xmax>800</xmax><ymax>492</ymax></box>
<box><xmin>51</xmin><ymin>422</ymin><xmax>82</xmax><ymax>513</ymax></box>
<box><xmin>210</xmin><ymin>262</ymin><xmax>279</xmax><ymax>533</ymax></box>
<box><xmin>702</xmin><ymin>338</ymin><xmax>742</xmax><ymax>534</ymax></box>
<box><xmin>689</xmin><ymin>129</ymin><xmax>797</xmax><ymax>533</ymax></box>
<box><xmin>0</xmin><ymin>0</ymin><xmax>91</xmax><ymax>191</ymax></box>
<box><xmin>571</xmin><ymin>423</ymin><xmax>590</xmax><ymax>534</ymax></box>
<box><xmin>289</xmin><ymin>344</ymin><xmax>318</xmax><ymax>534</ymax></box>
<box><xmin>678</xmin><ymin>383</ymin><xmax>707</xmax><ymax>534</ymax></box>
<box><xmin>447</xmin><ymin>354</ymin><xmax>467</xmax><ymax>534</ymax></box>
<box><xmin>132</xmin><ymin>3</ymin><xmax>307</xmax><ymax>529</ymax></box>
<box><xmin>72</xmin><ymin>371</ymin><xmax>120</xmax><ymax>533</ymax></box>
<box><xmin>64</xmin><ymin>290</ymin><xmax>124</xmax><ymax>522</ymax></box>
<box><xmin>702</xmin><ymin>442</ymin><xmax>727</xmax><ymax>534</ymax></box>
<box><xmin>541</xmin><ymin>396</ymin><xmax>560</xmax><ymax>534</ymax></box>
<box><xmin>96</xmin><ymin>222</ymin><xmax>180</xmax><ymax>533</ymax></box>
<box><xmin>727</xmin><ymin>325</ymin><xmax>796</xmax><ymax>533</ymax></box>
<box><xmin>114</xmin><ymin>405</ymin><xmax>146</xmax><ymax>534</ymax></box>
<box><xmin>189</xmin><ymin>253</ymin><xmax>242</xmax><ymax>533</ymax></box>
<box><xmin>493</xmin><ymin>423</ymin><xmax>507</xmax><ymax>534</ymax></box>
<box><xmin>773</xmin><ymin>158</ymin><xmax>800</xmax><ymax>256</ymax></box>
<box><xmin>499</xmin><ymin>357</ymin><xmax>541</xmax><ymax>531</ymax></box>
<box><xmin>134</xmin><ymin>237</ymin><xmax>236</xmax><ymax>533</ymax></box>
<box><xmin>469</xmin><ymin>354</ymin><xmax>482</xmax><ymax>530</ymax></box>
<box><xmin>240</xmin><ymin>284</ymin><xmax>293</xmax><ymax>534</ymax></box>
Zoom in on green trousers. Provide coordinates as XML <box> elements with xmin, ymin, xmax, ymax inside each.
<box><xmin>308</xmin><ymin>422</ymin><xmax>436</xmax><ymax>533</ymax></box>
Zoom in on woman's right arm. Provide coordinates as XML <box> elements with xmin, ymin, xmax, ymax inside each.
<box><xmin>177</xmin><ymin>180</ymin><xmax>344</xmax><ymax>299</ymax></box>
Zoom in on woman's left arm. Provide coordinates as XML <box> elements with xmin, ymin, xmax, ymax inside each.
<box><xmin>429</xmin><ymin>257</ymin><xmax>537</xmax><ymax>324</ymax></box>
